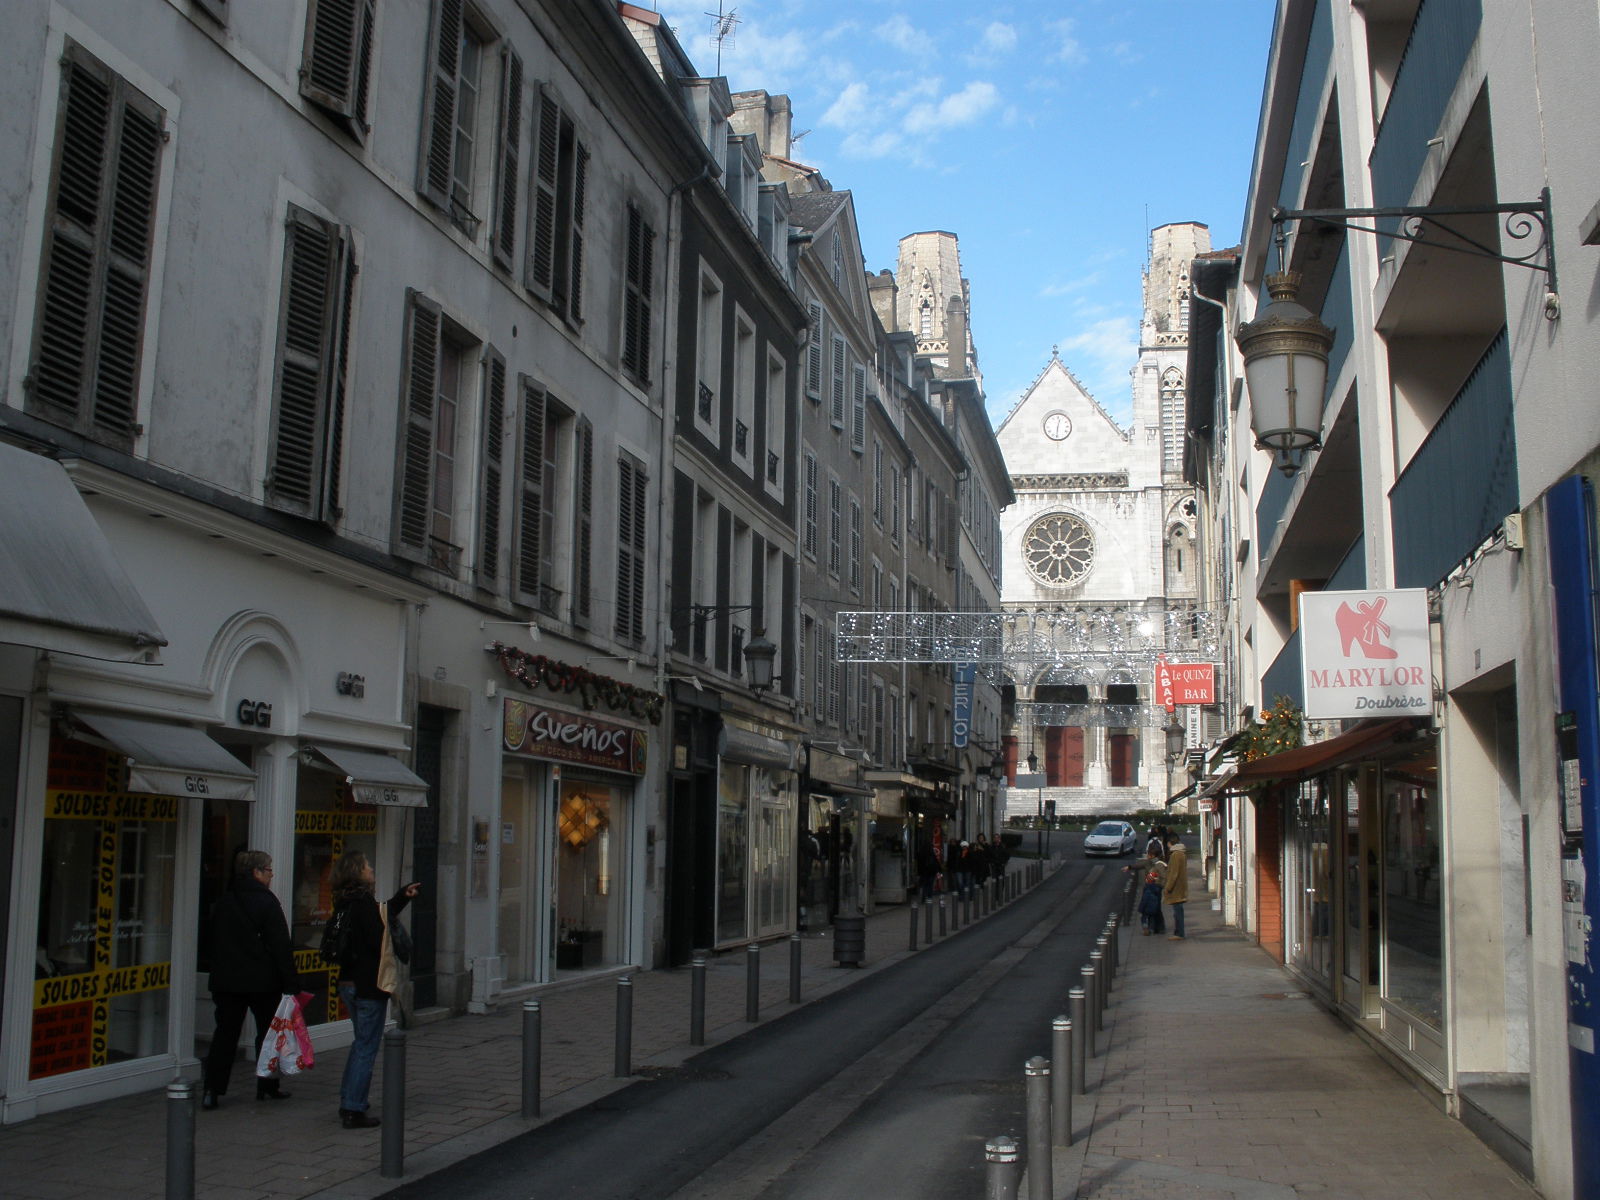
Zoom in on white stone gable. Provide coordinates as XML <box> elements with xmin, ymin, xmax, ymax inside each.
<box><xmin>996</xmin><ymin>358</ymin><xmax>1132</xmax><ymax>478</ymax></box>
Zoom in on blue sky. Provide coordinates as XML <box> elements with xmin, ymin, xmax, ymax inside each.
<box><xmin>651</xmin><ymin>0</ymin><xmax>1275</xmax><ymax>426</ymax></box>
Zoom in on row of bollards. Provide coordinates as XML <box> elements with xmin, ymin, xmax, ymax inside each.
<box><xmin>984</xmin><ymin>912</ymin><xmax>1121</xmax><ymax>1199</ymax></box>
<box><xmin>164</xmin><ymin>867</ymin><xmax>1055</xmax><ymax>1197</ymax></box>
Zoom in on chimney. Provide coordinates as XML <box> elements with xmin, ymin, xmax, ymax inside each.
<box><xmin>945</xmin><ymin>295</ymin><xmax>968</xmax><ymax>376</ymax></box>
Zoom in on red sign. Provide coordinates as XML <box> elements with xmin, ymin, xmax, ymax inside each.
<box><xmin>502</xmin><ymin>698</ymin><xmax>647</xmax><ymax>775</ymax></box>
<box><xmin>1155</xmin><ymin>659</ymin><xmax>1216</xmax><ymax>712</ymax></box>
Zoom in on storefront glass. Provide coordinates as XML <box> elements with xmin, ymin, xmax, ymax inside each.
<box><xmin>752</xmin><ymin>781</ymin><xmax>794</xmax><ymax>937</ymax></box>
<box><xmin>32</xmin><ymin>737</ymin><xmax>179</xmax><ymax>1079</ymax></box>
<box><xmin>291</xmin><ymin>760</ymin><xmax>377</xmax><ymax>1025</ymax></box>
<box><xmin>717</xmin><ymin>766</ymin><xmax>749</xmax><ymax>944</ymax></box>
<box><xmin>1287</xmin><ymin>779</ymin><xmax>1333</xmax><ymax>990</ymax></box>
<box><xmin>497</xmin><ymin>766</ymin><xmax>538</xmax><ymax>983</ymax></box>
<box><xmin>1381</xmin><ymin>764</ymin><xmax>1442</xmax><ymax>1028</ymax></box>
<box><xmin>553</xmin><ymin>776</ymin><xmax>622</xmax><ymax>971</ymax></box>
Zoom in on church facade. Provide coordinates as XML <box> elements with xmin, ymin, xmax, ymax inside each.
<box><xmin>996</xmin><ymin>223</ymin><xmax>1208</xmax><ymax>819</ymax></box>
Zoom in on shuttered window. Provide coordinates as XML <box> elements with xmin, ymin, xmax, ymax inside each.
<box><xmin>513</xmin><ymin>377</ymin><xmax>547</xmax><ymax>610</ymax></box>
<box><xmin>571</xmin><ymin>416</ymin><xmax>593</xmax><ymax>627</ymax></box>
<box><xmin>395</xmin><ymin>292</ymin><xmax>468</xmax><ymax>574</ymax></box>
<box><xmin>527</xmin><ymin>85</ymin><xmax>587</xmax><ymax>322</ymax></box>
<box><xmin>615</xmin><ymin>452</ymin><xmax>649</xmax><ymax>644</ymax></box>
<box><xmin>829</xmin><ymin>335</ymin><xmax>846</xmax><ymax>428</ymax></box>
<box><xmin>848</xmin><ymin>499</ymin><xmax>862</xmax><ymax>593</ymax></box>
<box><xmin>621</xmin><ymin>203</ymin><xmax>655</xmax><ymax>383</ymax></box>
<box><xmin>266</xmin><ymin>205</ymin><xmax>356</xmax><ymax>524</ymax></box>
<box><xmin>476</xmin><ymin>347</ymin><xmax>506</xmax><ymax>587</ymax></box>
<box><xmin>491</xmin><ymin>44</ymin><xmax>523</xmax><ymax>270</ymax></box>
<box><xmin>827</xmin><ymin>477</ymin><xmax>841</xmax><ymax>576</ymax></box>
<box><xmin>419</xmin><ymin>0</ymin><xmax>495</xmax><ymax>235</ymax></box>
<box><xmin>300</xmin><ymin>0</ymin><xmax>377</xmax><ymax>139</ymax></box>
<box><xmin>804</xmin><ymin>302</ymin><xmax>823</xmax><ymax>399</ymax></box>
<box><xmin>802</xmin><ymin>451</ymin><xmax>818</xmax><ymax>557</ymax></box>
<box><xmin>28</xmin><ymin>44</ymin><xmax>164</xmax><ymax>450</ymax></box>
<box><xmin>850</xmin><ymin>365</ymin><xmax>866</xmax><ymax>452</ymax></box>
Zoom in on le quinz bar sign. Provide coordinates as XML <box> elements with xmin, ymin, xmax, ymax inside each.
<box><xmin>1298</xmin><ymin>589</ymin><xmax>1431</xmax><ymax>720</ymax></box>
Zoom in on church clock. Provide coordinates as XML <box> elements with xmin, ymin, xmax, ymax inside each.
<box><xmin>1042</xmin><ymin>411</ymin><xmax>1072</xmax><ymax>440</ymax></box>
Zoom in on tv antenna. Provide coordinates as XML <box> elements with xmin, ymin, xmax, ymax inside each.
<box><xmin>706</xmin><ymin>3</ymin><xmax>739</xmax><ymax>73</ymax></box>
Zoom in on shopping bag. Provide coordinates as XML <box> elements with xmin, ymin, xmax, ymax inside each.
<box><xmin>256</xmin><ymin>994</ymin><xmax>312</xmax><ymax>1078</ymax></box>
<box><xmin>290</xmin><ymin>991</ymin><xmax>314</xmax><ymax>1070</ymax></box>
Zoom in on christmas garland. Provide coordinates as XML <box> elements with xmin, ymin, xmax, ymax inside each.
<box><xmin>1238</xmin><ymin>695</ymin><xmax>1303</xmax><ymax>762</ymax></box>
<box><xmin>491</xmin><ymin>643</ymin><xmax>664</xmax><ymax>723</ymax></box>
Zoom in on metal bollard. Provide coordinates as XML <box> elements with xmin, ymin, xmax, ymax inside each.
<box><xmin>380</xmin><ymin>1028</ymin><xmax>406</xmax><ymax>1178</ymax></box>
<box><xmin>1051</xmin><ymin>1017</ymin><xmax>1073</xmax><ymax>1147</ymax></box>
<box><xmin>1025</xmin><ymin>1056</ymin><xmax>1053</xmax><ymax>1200</ymax></box>
<box><xmin>1080</xmin><ymin>963</ymin><xmax>1098</xmax><ymax>1050</ymax></box>
<box><xmin>1090</xmin><ymin>950</ymin><xmax>1105</xmax><ymax>1033</ymax></box>
<box><xmin>909</xmin><ymin>901</ymin><xmax>920</xmax><ymax>950</ymax></box>
<box><xmin>951</xmin><ymin>888</ymin><xmax>961</xmax><ymax>932</ymax></box>
<box><xmin>924</xmin><ymin>897</ymin><xmax>934</xmax><ymax>943</ymax></box>
<box><xmin>966</xmin><ymin>887</ymin><xmax>975</xmax><ymax>925</ymax></box>
<box><xmin>615</xmin><ymin>976</ymin><xmax>633</xmax><ymax>1077</ymax></box>
<box><xmin>789</xmin><ymin>933</ymin><xmax>802</xmax><ymax>1005</ymax></box>
<box><xmin>1069</xmin><ymin>986</ymin><xmax>1088</xmax><ymax>1093</ymax></box>
<box><xmin>985</xmin><ymin>1135</ymin><xmax>1021</xmax><ymax>1200</ymax></box>
<box><xmin>745</xmin><ymin>943</ymin><xmax>760</xmax><ymax>1023</ymax></box>
<box><xmin>690</xmin><ymin>953</ymin><xmax>707</xmax><ymax>1046</ymax></box>
<box><xmin>165</xmin><ymin>1077</ymin><xmax>194</xmax><ymax>1200</ymax></box>
<box><xmin>521</xmin><ymin>999</ymin><xmax>542</xmax><ymax>1118</ymax></box>
<box><xmin>938</xmin><ymin>895</ymin><xmax>948</xmax><ymax>938</ymax></box>
<box><xmin>1096</xmin><ymin>935</ymin><xmax>1110</xmax><ymax>994</ymax></box>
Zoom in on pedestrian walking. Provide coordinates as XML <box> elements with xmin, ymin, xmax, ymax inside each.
<box><xmin>1127</xmin><ymin>852</ymin><xmax>1166</xmax><ymax>935</ymax></box>
<box><xmin>915</xmin><ymin>840</ymin><xmax>943</xmax><ymax>901</ymax></box>
<box><xmin>1164</xmin><ymin>835</ymin><xmax>1189</xmax><ymax>939</ymax></box>
<box><xmin>970</xmin><ymin>835</ymin><xmax>992</xmax><ymax>888</ymax></box>
<box><xmin>1145</xmin><ymin>827</ymin><xmax>1166</xmax><ymax>860</ymax></box>
<box><xmin>329</xmin><ymin>849</ymin><xmax>421</xmax><ymax>1129</ymax></box>
<box><xmin>201</xmin><ymin>850</ymin><xmax>300</xmax><ymax>1110</ymax></box>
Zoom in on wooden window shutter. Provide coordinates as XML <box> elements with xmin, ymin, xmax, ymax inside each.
<box><xmin>803</xmin><ymin>452</ymin><xmax>817</xmax><ymax>556</ymax></box>
<box><xmin>300</xmin><ymin>0</ymin><xmax>376</xmax><ymax>134</ymax></box>
<box><xmin>829</xmin><ymin>336</ymin><xmax>846</xmax><ymax>427</ymax></box>
<box><xmin>850</xmin><ymin>364</ymin><xmax>866</xmax><ymax>451</ymax></box>
<box><xmin>267</xmin><ymin>205</ymin><xmax>354</xmax><ymax>521</ymax></box>
<box><xmin>527</xmin><ymin>87</ymin><xmax>559</xmax><ymax>298</ymax></box>
<box><xmin>805</xmin><ymin>303</ymin><xmax>822</xmax><ymax>398</ymax></box>
<box><xmin>418</xmin><ymin>0</ymin><xmax>462</xmax><ymax>208</ymax></box>
<box><xmin>568</xmin><ymin>142</ymin><xmax>588</xmax><ymax>321</ymax></box>
<box><xmin>514</xmin><ymin>377</ymin><xmax>547</xmax><ymax>607</ymax></box>
<box><xmin>491</xmin><ymin>46</ymin><xmax>523</xmax><ymax>271</ymax></box>
<box><xmin>615</xmin><ymin>453</ymin><xmax>648</xmax><ymax>644</ymax></box>
<box><xmin>30</xmin><ymin>46</ymin><xmax>163</xmax><ymax>448</ymax></box>
<box><xmin>396</xmin><ymin>291</ymin><xmax>442</xmax><ymax>553</ymax></box>
<box><xmin>622</xmin><ymin>203</ymin><xmax>654</xmax><ymax>382</ymax></box>
<box><xmin>476</xmin><ymin>346</ymin><xmax>507</xmax><ymax>587</ymax></box>
<box><xmin>572</xmin><ymin>416</ymin><xmax>594</xmax><ymax>626</ymax></box>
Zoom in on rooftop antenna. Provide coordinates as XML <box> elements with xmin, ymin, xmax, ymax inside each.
<box><xmin>707</xmin><ymin>3</ymin><xmax>739</xmax><ymax>74</ymax></box>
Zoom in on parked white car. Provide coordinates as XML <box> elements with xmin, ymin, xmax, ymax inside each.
<box><xmin>1083</xmin><ymin>820</ymin><xmax>1137</xmax><ymax>857</ymax></box>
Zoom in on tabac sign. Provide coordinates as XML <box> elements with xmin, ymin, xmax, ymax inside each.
<box><xmin>503</xmin><ymin>697</ymin><xmax>647</xmax><ymax>775</ymax></box>
<box><xmin>1298</xmin><ymin>589</ymin><xmax>1431</xmax><ymax>720</ymax></box>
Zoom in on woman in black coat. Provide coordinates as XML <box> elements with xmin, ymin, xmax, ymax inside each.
<box><xmin>202</xmin><ymin>850</ymin><xmax>299</xmax><ymax>1109</ymax></box>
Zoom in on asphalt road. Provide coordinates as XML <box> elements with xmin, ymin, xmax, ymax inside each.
<box><xmin>378</xmin><ymin>848</ymin><xmax>1125</xmax><ymax>1200</ymax></box>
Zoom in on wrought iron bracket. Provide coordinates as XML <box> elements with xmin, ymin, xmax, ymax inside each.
<box><xmin>1274</xmin><ymin>189</ymin><xmax>1557</xmax><ymax>315</ymax></box>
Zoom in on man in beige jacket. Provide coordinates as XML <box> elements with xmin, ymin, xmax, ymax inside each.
<box><xmin>1162</xmin><ymin>836</ymin><xmax>1189</xmax><ymax>939</ymax></box>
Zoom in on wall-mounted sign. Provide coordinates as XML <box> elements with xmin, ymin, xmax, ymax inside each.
<box><xmin>952</xmin><ymin>663</ymin><xmax>975</xmax><ymax>748</ymax></box>
<box><xmin>1299</xmin><ymin>589</ymin><xmax>1431</xmax><ymax>720</ymax></box>
<box><xmin>1155</xmin><ymin>659</ymin><xmax>1215</xmax><ymax>711</ymax></box>
<box><xmin>235</xmin><ymin>699</ymin><xmax>272</xmax><ymax>728</ymax></box>
<box><xmin>502</xmin><ymin>697</ymin><xmax>647</xmax><ymax>775</ymax></box>
<box><xmin>336</xmin><ymin>673</ymin><xmax>366</xmax><ymax>698</ymax></box>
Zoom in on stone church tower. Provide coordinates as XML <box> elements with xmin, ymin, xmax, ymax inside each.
<box><xmin>996</xmin><ymin>223</ymin><xmax>1207</xmax><ymax>818</ymax></box>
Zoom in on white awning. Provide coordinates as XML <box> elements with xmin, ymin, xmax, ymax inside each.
<box><xmin>302</xmin><ymin>744</ymin><xmax>428</xmax><ymax>807</ymax></box>
<box><xmin>73</xmin><ymin>711</ymin><xmax>255</xmax><ymax>801</ymax></box>
<box><xmin>0</xmin><ymin>444</ymin><xmax>165</xmax><ymax>662</ymax></box>
<box><xmin>719</xmin><ymin>726</ymin><xmax>798</xmax><ymax>772</ymax></box>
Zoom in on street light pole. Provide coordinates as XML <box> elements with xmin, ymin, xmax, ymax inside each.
<box><xmin>1027</xmin><ymin>752</ymin><xmax>1042</xmax><ymax>861</ymax></box>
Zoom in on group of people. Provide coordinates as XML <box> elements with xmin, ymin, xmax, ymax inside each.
<box><xmin>1125</xmin><ymin>825</ymin><xmax>1189</xmax><ymax>940</ymax></box>
<box><xmin>201</xmin><ymin>848</ymin><xmax>419</xmax><ymax>1129</ymax></box>
<box><xmin>916</xmin><ymin>833</ymin><xmax>1010</xmax><ymax>900</ymax></box>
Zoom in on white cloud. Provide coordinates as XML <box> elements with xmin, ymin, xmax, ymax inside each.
<box><xmin>822</xmin><ymin>81</ymin><xmax>873</xmax><ymax>128</ymax></box>
<box><xmin>904</xmin><ymin>81</ymin><xmax>1000</xmax><ymax>134</ymax></box>
<box><xmin>878</xmin><ymin>13</ymin><xmax>936</xmax><ymax>57</ymax></box>
<box><xmin>1050</xmin><ymin>18</ymin><xmax>1088</xmax><ymax>65</ymax></box>
<box><xmin>981</xmin><ymin>22</ymin><xmax>1018</xmax><ymax>55</ymax></box>
<box><xmin>1060</xmin><ymin>315</ymin><xmax>1138</xmax><ymax>407</ymax></box>
<box><xmin>1039</xmin><ymin>273</ymin><xmax>1102</xmax><ymax>299</ymax></box>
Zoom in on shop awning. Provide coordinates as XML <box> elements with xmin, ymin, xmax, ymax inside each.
<box><xmin>303</xmin><ymin>744</ymin><xmax>429</xmax><ymax>807</ymax></box>
<box><xmin>1232</xmin><ymin>718</ymin><xmax>1418</xmax><ymax>784</ymax></box>
<box><xmin>73</xmin><ymin>711</ymin><xmax>255</xmax><ymax>800</ymax></box>
<box><xmin>0</xmin><ymin>444</ymin><xmax>166</xmax><ymax>662</ymax></box>
<box><xmin>720</xmin><ymin>726</ymin><xmax>798</xmax><ymax>772</ymax></box>
<box><xmin>1164</xmin><ymin>782</ymin><xmax>1197</xmax><ymax>808</ymax></box>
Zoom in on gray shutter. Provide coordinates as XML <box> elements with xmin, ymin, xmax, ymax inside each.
<box><xmin>267</xmin><ymin>206</ymin><xmax>339</xmax><ymax>518</ymax></box>
<box><xmin>623</xmin><ymin>204</ymin><xmax>654</xmax><ymax>381</ymax></box>
<box><xmin>851</xmin><ymin>365</ymin><xmax>866</xmax><ymax>451</ymax></box>
<box><xmin>322</xmin><ymin>239</ymin><xmax>357</xmax><ymax>523</ymax></box>
<box><xmin>615</xmin><ymin>454</ymin><xmax>648</xmax><ymax>644</ymax></box>
<box><xmin>527</xmin><ymin>87</ymin><xmax>559</xmax><ymax>297</ymax></box>
<box><xmin>805</xmin><ymin>304</ymin><xmax>823</xmax><ymax>398</ymax></box>
<box><xmin>829</xmin><ymin>336</ymin><xmax>846</xmax><ymax>427</ymax></box>
<box><xmin>418</xmin><ymin>0</ymin><xmax>462</xmax><ymax>208</ymax></box>
<box><xmin>572</xmin><ymin>415</ymin><xmax>593</xmax><ymax>626</ymax></box>
<box><xmin>568</xmin><ymin>143</ymin><xmax>588</xmax><ymax>321</ymax></box>
<box><xmin>477</xmin><ymin>347</ymin><xmax>507</xmax><ymax>587</ymax></box>
<box><xmin>491</xmin><ymin>46</ymin><xmax>522</xmax><ymax>271</ymax></box>
<box><xmin>397</xmin><ymin>292</ymin><xmax>442</xmax><ymax>553</ymax></box>
<box><xmin>301</xmin><ymin>0</ymin><xmax>374</xmax><ymax>132</ymax></box>
<box><xmin>514</xmin><ymin>377</ymin><xmax>546</xmax><ymax>607</ymax></box>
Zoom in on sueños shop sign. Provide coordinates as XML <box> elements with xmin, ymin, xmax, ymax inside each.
<box><xmin>503</xmin><ymin>698</ymin><xmax>647</xmax><ymax>775</ymax></box>
<box><xmin>1298</xmin><ymin>589</ymin><xmax>1432</xmax><ymax>720</ymax></box>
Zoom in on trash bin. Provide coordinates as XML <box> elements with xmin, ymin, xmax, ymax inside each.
<box><xmin>833</xmin><ymin>913</ymin><xmax>866</xmax><ymax>967</ymax></box>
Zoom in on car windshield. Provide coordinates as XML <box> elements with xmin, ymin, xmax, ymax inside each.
<box><xmin>1090</xmin><ymin>823</ymin><xmax>1123</xmax><ymax>836</ymax></box>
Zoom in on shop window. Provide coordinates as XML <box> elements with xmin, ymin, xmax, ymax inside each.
<box><xmin>290</xmin><ymin>760</ymin><xmax>378</xmax><ymax>1026</ymax></box>
<box><xmin>554</xmin><ymin>779</ymin><xmax>621</xmax><ymax>970</ymax></box>
<box><xmin>1381</xmin><ymin>762</ymin><xmax>1441</xmax><ymax>1028</ymax></box>
<box><xmin>32</xmin><ymin>738</ymin><xmax>180</xmax><ymax>1079</ymax></box>
<box><xmin>717</xmin><ymin>767</ymin><xmax>750</xmax><ymax>945</ymax></box>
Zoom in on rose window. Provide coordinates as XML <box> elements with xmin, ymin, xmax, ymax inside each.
<box><xmin>1023</xmin><ymin>513</ymin><xmax>1095</xmax><ymax>587</ymax></box>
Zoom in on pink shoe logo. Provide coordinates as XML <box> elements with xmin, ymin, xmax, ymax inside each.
<box><xmin>1333</xmin><ymin>598</ymin><xmax>1398</xmax><ymax>660</ymax></box>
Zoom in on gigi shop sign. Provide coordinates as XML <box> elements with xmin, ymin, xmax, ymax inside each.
<box><xmin>502</xmin><ymin>698</ymin><xmax>647</xmax><ymax>775</ymax></box>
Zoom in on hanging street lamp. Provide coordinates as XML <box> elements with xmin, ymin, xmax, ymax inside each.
<box><xmin>1234</xmin><ymin>269</ymin><xmax>1334</xmax><ymax>476</ymax></box>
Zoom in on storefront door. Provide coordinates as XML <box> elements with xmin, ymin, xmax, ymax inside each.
<box><xmin>1286</xmin><ymin>779</ymin><xmax>1333</xmax><ymax>992</ymax></box>
<box><xmin>496</xmin><ymin>765</ymin><xmax>543</xmax><ymax>985</ymax></box>
<box><xmin>0</xmin><ymin>696</ymin><xmax>19</xmax><ymax>1067</ymax></box>
<box><xmin>1339</xmin><ymin>767</ymin><xmax>1379</xmax><ymax>1017</ymax></box>
<box><xmin>552</xmin><ymin>774</ymin><xmax>624</xmax><ymax>972</ymax></box>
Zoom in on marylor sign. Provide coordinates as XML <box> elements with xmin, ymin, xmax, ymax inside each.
<box><xmin>1298</xmin><ymin>589</ymin><xmax>1431</xmax><ymax>719</ymax></box>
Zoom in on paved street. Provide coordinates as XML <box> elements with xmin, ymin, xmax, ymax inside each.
<box><xmin>0</xmin><ymin>856</ymin><xmax>1536</xmax><ymax>1199</ymax></box>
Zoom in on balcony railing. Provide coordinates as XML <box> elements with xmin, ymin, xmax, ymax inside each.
<box><xmin>697</xmin><ymin>381</ymin><xmax>714</xmax><ymax>422</ymax></box>
<box><xmin>730</xmin><ymin>624</ymin><xmax>746</xmax><ymax>676</ymax></box>
<box><xmin>1262</xmin><ymin>626</ymin><xmax>1304</xmax><ymax>711</ymax></box>
<box><xmin>767</xmin><ymin>450</ymin><xmax>780</xmax><ymax>484</ymax></box>
<box><xmin>1322</xmin><ymin>240</ymin><xmax>1353</xmax><ymax>391</ymax></box>
<box><xmin>1327</xmin><ymin>534</ymin><xmax>1366</xmax><ymax>592</ymax></box>
<box><xmin>1277</xmin><ymin>0</ymin><xmax>1334</xmax><ymax>212</ymax></box>
<box><xmin>1370</xmin><ymin>0</ymin><xmax>1483</xmax><ymax>210</ymax></box>
<box><xmin>734</xmin><ymin>419</ymin><xmax>749</xmax><ymax>457</ymax></box>
<box><xmin>1391</xmin><ymin>328</ymin><xmax>1515</xmax><ymax>588</ymax></box>
<box><xmin>1256</xmin><ymin>464</ymin><xmax>1295</xmax><ymax>554</ymax></box>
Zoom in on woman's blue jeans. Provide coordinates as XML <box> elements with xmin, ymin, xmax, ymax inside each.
<box><xmin>338</xmin><ymin>982</ymin><xmax>387</xmax><ymax>1113</ymax></box>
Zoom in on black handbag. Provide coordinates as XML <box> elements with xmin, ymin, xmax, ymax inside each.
<box><xmin>389</xmin><ymin>914</ymin><xmax>413</xmax><ymax>965</ymax></box>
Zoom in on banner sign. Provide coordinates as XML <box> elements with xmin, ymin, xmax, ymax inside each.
<box><xmin>952</xmin><ymin>663</ymin><xmax>975</xmax><ymax>748</ymax></box>
<box><xmin>1298</xmin><ymin>589</ymin><xmax>1431</xmax><ymax>719</ymax></box>
<box><xmin>503</xmin><ymin>698</ymin><xmax>647</xmax><ymax>775</ymax></box>
<box><xmin>1154</xmin><ymin>658</ymin><xmax>1215</xmax><ymax>712</ymax></box>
